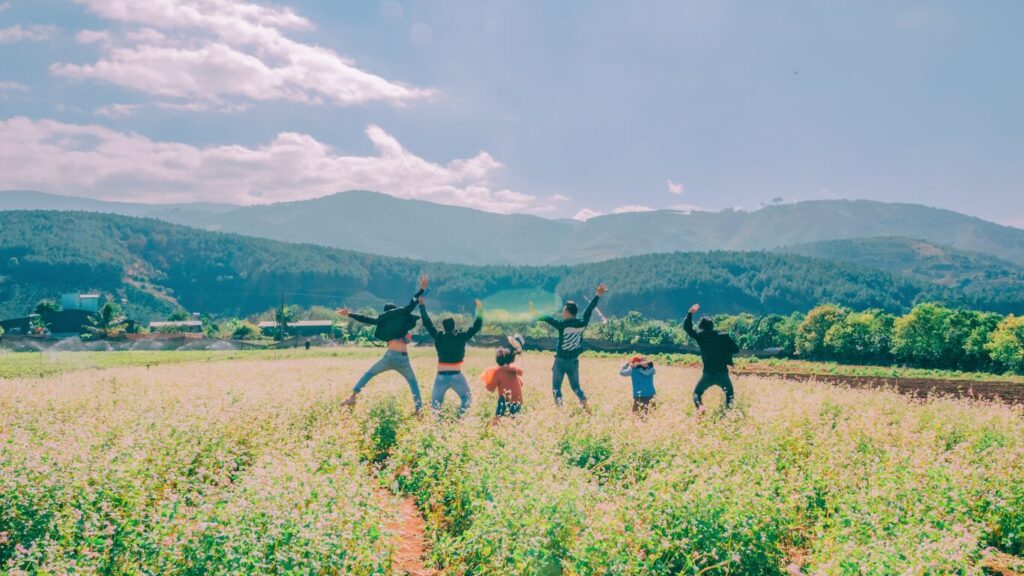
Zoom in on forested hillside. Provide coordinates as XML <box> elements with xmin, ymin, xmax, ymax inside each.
<box><xmin>778</xmin><ymin>237</ymin><xmax>1024</xmax><ymax>309</ymax></box>
<box><xmin>1</xmin><ymin>211</ymin><xmax>1021</xmax><ymax>322</ymax></box>
<box><xmin>5</xmin><ymin>191</ymin><xmax>1024</xmax><ymax>265</ymax></box>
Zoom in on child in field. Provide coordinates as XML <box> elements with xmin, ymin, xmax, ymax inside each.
<box><xmin>482</xmin><ymin>335</ymin><xmax>526</xmax><ymax>420</ymax></box>
<box><xmin>619</xmin><ymin>355</ymin><xmax>656</xmax><ymax>415</ymax></box>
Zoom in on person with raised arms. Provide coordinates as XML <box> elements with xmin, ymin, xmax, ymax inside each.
<box><xmin>683</xmin><ymin>303</ymin><xmax>740</xmax><ymax>415</ymax></box>
<box><xmin>418</xmin><ymin>294</ymin><xmax>483</xmax><ymax>417</ymax></box>
<box><xmin>536</xmin><ymin>283</ymin><xmax>608</xmax><ymax>410</ymax></box>
<box><xmin>337</xmin><ymin>275</ymin><xmax>429</xmax><ymax>413</ymax></box>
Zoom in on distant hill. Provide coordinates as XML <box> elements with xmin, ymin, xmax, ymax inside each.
<box><xmin>3</xmin><ymin>211</ymin><xmax>1008</xmax><ymax>323</ymax></box>
<box><xmin>777</xmin><ymin>236</ymin><xmax>1024</xmax><ymax>310</ymax></box>
<box><xmin>3</xmin><ymin>190</ymin><xmax>1023</xmax><ymax>265</ymax></box>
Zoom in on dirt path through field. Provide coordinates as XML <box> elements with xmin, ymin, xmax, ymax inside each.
<box><xmin>377</xmin><ymin>487</ymin><xmax>437</xmax><ymax>576</ymax></box>
<box><xmin>737</xmin><ymin>370</ymin><xmax>1024</xmax><ymax>404</ymax></box>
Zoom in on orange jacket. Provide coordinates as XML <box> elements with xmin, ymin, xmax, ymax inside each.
<box><xmin>482</xmin><ymin>365</ymin><xmax>524</xmax><ymax>404</ymax></box>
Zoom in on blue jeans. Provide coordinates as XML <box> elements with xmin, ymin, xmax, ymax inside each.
<box><xmin>353</xmin><ymin>350</ymin><xmax>423</xmax><ymax>410</ymax></box>
<box><xmin>552</xmin><ymin>356</ymin><xmax>586</xmax><ymax>406</ymax></box>
<box><xmin>430</xmin><ymin>372</ymin><xmax>472</xmax><ymax>416</ymax></box>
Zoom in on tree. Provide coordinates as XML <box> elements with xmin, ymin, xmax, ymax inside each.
<box><xmin>275</xmin><ymin>304</ymin><xmax>296</xmax><ymax>341</ymax></box>
<box><xmin>33</xmin><ymin>299</ymin><xmax>61</xmax><ymax>315</ymax></box>
<box><xmin>986</xmin><ymin>315</ymin><xmax>1024</xmax><ymax>374</ymax></box>
<box><xmin>956</xmin><ymin>310</ymin><xmax>1002</xmax><ymax>371</ymax></box>
<box><xmin>891</xmin><ymin>303</ymin><xmax>957</xmax><ymax>368</ymax></box>
<box><xmin>823</xmin><ymin>310</ymin><xmax>894</xmax><ymax>363</ymax></box>
<box><xmin>231</xmin><ymin>321</ymin><xmax>262</xmax><ymax>340</ymax></box>
<box><xmin>83</xmin><ymin>302</ymin><xmax>129</xmax><ymax>340</ymax></box>
<box><xmin>168</xmin><ymin>310</ymin><xmax>190</xmax><ymax>321</ymax></box>
<box><xmin>796</xmin><ymin>305</ymin><xmax>848</xmax><ymax>359</ymax></box>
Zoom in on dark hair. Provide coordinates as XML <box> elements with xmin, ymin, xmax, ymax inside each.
<box><xmin>383</xmin><ymin>303</ymin><xmax>397</xmax><ymax>312</ymax></box>
<box><xmin>496</xmin><ymin>346</ymin><xmax>517</xmax><ymax>366</ymax></box>
<box><xmin>563</xmin><ymin>301</ymin><xmax>579</xmax><ymax>316</ymax></box>
<box><xmin>698</xmin><ymin>316</ymin><xmax>714</xmax><ymax>331</ymax></box>
<box><xmin>442</xmin><ymin>318</ymin><xmax>456</xmax><ymax>333</ymax></box>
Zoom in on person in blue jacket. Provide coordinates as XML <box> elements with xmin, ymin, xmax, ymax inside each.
<box><xmin>619</xmin><ymin>355</ymin><xmax>657</xmax><ymax>415</ymax></box>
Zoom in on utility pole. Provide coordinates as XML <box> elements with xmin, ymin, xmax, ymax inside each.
<box><xmin>277</xmin><ymin>289</ymin><xmax>285</xmax><ymax>341</ymax></box>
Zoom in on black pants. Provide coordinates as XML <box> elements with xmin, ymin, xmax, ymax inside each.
<box><xmin>632</xmin><ymin>395</ymin><xmax>656</xmax><ymax>415</ymax></box>
<box><xmin>693</xmin><ymin>371</ymin><xmax>735</xmax><ymax>409</ymax></box>
<box><xmin>495</xmin><ymin>396</ymin><xmax>522</xmax><ymax>417</ymax></box>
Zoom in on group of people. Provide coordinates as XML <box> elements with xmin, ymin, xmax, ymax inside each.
<box><xmin>336</xmin><ymin>277</ymin><xmax>740</xmax><ymax>419</ymax></box>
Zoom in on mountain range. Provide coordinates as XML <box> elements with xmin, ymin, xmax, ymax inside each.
<box><xmin>3</xmin><ymin>190</ymin><xmax>1024</xmax><ymax>266</ymax></box>
<box><xmin>3</xmin><ymin>210</ymin><xmax>1010</xmax><ymax>323</ymax></box>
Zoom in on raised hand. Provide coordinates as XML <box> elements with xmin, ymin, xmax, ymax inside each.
<box><xmin>418</xmin><ymin>296</ymin><xmax>426</xmax><ymax>305</ymax></box>
<box><xmin>419</xmin><ymin>275</ymin><xmax>429</xmax><ymax>291</ymax></box>
<box><xmin>475</xmin><ymin>298</ymin><xmax>483</xmax><ymax>310</ymax></box>
<box><xmin>688</xmin><ymin>303</ymin><xmax>700</xmax><ymax>315</ymax></box>
<box><xmin>596</xmin><ymin>283</ymin><xmax>608</xmax><ymax>297</ymax></box>
<box><xmin>336</xmin><ymin>307</ymin><xmax>351</xmax><ymax>317</ymax></box>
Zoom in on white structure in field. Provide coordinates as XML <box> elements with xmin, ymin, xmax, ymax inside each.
<box><xmin>61</xmin><ymin>293</ymin><xmax>103</xmax><ymax>313</ymax></box>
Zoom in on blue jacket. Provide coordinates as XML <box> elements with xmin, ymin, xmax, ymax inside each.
<box><xmin>620</xmin><ymin>363</ymin><xmax>656</xmax><ymax>398</ymax></box>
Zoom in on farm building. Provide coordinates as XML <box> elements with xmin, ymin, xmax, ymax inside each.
<box><xmin>61</xmin><ymin>293</ymin><xmax>104</xmax><ymax>313</ymax></box>
<box><xmin>258</xmin><ymin>320</ymin><xmax>338</xmax><ymax>338</ymax></box>
<box><xmin>0</xmin><ymin>309</ymin><xmax>95</xmax><ymax>339</ymax></box>
<box><xmin>148</xmin><ymin>321</ymin><xmax>203</xmax><ymax>333</ymax></box>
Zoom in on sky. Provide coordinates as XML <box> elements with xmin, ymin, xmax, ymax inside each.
<box><xmin>0</xmin><ymin>1</ymin><xmax>1022</xmax><ymax>226</ymax></box>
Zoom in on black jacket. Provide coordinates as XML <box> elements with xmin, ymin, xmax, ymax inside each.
<box><xmin>349</xmin><ymin>289</ymin><xmax>423</xmax><ymax>342</ymax></box>
<box><xmin>539</xmin><ymin>296</ymin><xmax>600</xmax><ymax>359</ymax></box>
<box><xmin>684</xmin><ymin>313</ymin><xmax>739</xmax><ymax>374</ymax></box>
<box><xmin>420</xmin><ymin>304</ymin><xmax>482</xmax><ymax>364</ymax></box>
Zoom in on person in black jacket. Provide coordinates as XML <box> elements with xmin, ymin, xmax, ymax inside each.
<box><xmin>684</xmin><ymin>303</ymin><xmax>740</xmax><ymax>414</ymax></box>
<box><xmin>419</xmin><ymin>296</ymin><xmax>483</xmax><ymax>416</ymax></box>
<box><xmin>337</xmin><ymin>276</ymin><xmax>428</xmax><ymax>412</ymax></box>
<box><xmin>537</xmin><ymin>283</ymin><xmax>608</xmax><ymax>409</ymax></box>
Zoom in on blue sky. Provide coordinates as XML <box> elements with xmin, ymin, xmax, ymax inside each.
<box><xmin>1</xmin><ymin>1</ymin><xmax>1022</xmax><ymax>226</ymax></box>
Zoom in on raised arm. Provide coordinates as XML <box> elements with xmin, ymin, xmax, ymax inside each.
<box><xmin>418</xmin><ymin>300</ymin><xmax>438</xmax><ymax>338</ymax></box>
<box><xmin>338</xmin><ymin>308</ymin><xmax>379</xmax><ymax>326</ymax></box>
<box><xmin>683</xmin><ymin>303</ymin><xmax>700</xmax><ymax>340</ymax></box>
<box><xmin>401</xmin><ymin>275</ymin><xmax>429</xmax><ymax>314</ymax></box>
<box><xmin>619</xmin><ymin>363</ymin><xmax>633</xmax><ymax>377</ymax></box>
<box><xmin>464</xmin><ymin>299</ymin><xmax>484</xmax><ymax>339</ymax></box>
<box><xmin>580</xmin><ymin>283</ymin><xmax>608</xmax><ymax>327</ymax></box>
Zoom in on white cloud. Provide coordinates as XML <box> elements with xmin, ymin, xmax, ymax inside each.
<box><xmin>94</xmin><ymin>103</ymin><xmax>142</xmax><ymax>118</ymax></box>
<box><xmin>550</xmin><ymin>194</ymin><xmax>570</xmax><ymax>203</ymax></box>
<box><xmin>0</xmin><ymin>24</ymin><xmax>57</xmax><ymax>44</ymax></box>
<box><xmin>667</xmin><ymin>179</ymin><xmax>684</xmax><ymax>195</ymax></box>
<box><xmin>53</xmin><ymin>0</ymin><xmax>432</xmax><ymax>108</ymax></box>
<box><xmin>155</xmin><ymin>100</ymin><xmax>249</xmax><ymax>113</ymax></box>
<box><xmin>612</xmin><ymin>205</ymin><xmax>655</xmax><ymax>214</ymax></box>
<box><xmin>0</xmin><ymin>3</ymin><xmax>11</xmax><ymax>12</ymax></box>
<box><xmin>0</xmin><ymin>116</ymin><xmax>540</xmax><ymax>213</ymax></box>
<box><xmin>670</xmin><ymin>203</ymin><xmax>703</xmax><ymax>214</ymax></box>
<box><xmin>573</xmin><ymin>208</ymin><xmax>602</xmax><ymax>221</ymax></box>
<box><xmin>0</xmin><ymin>81</ymin><xmax>29</xmax><ymax>95</ymax></box>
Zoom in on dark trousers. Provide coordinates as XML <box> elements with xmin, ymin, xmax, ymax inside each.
<box><xmin>552</xmin><ymin>357</ymin><xmax>586</xmax><ymax>406</ymax></box>
<box><xmin>632</xmin><ymin>395</ymin><xmax>656</xmax><ymax>415</ymax></box>
<box><xmin>495</xmin><ymin>396</ymin><xmax>522</xmax><ymax>417</ymax></box>
<box><xmin>693</xmin><ymin>371</ymin><xmax>735</xmax><ymax>409</ymax></box>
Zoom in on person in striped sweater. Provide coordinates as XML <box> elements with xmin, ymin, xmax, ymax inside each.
<box><xmin>536</xmin><ymin>283</ymin><xmax>608</xmax><ymax>410</ymax></box>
